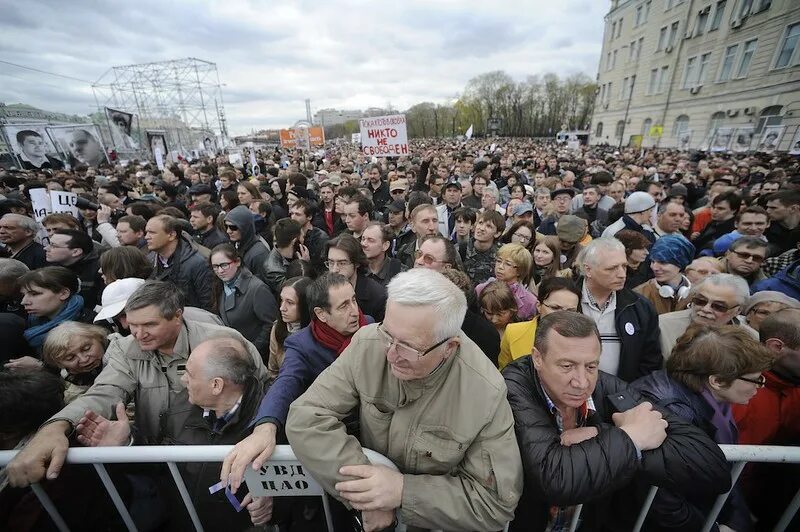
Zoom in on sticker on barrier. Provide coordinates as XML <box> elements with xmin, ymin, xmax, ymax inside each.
<box><xmin>244</xmin><ymin>462</ymin><xmax>324</xmax><ymax>496</ymax></box>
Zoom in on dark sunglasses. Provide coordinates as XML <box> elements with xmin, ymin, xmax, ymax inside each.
<box><xmin>691</xmin><ymin>295</ymin><xmax>739</xmax><ymax>313</ymax></box>
<box><xmin>225</xmin><ymin>224</ymin><xmax>239</xmax><ymax>231</ymax></box>
<box><xmin>729</xmin><ymin>249</ymin><xmax>765</xmax><ymax>263</ymax></box>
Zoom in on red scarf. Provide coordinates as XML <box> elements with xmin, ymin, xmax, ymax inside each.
<box><xmin>310</xmin><ymin>311</ymin><xmax>368</xmax><ymax>356</ymax></box>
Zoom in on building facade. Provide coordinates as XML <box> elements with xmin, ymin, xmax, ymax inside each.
<box><xmin>591</xmin><ymin>0</ymin><xmax>800</xmax><ymax>152</ymax></box>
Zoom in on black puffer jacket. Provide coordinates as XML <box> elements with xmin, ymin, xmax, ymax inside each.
<box><xmin>504</xmin><ymin>357</ymin><xmax>731</xmax><ymax>531</ymax></box>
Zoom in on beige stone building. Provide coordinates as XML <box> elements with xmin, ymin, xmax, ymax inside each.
<box><xmin>591</xmin><ymin>0</ymin><xmax>800</xmax><ymax>153</ymax></box>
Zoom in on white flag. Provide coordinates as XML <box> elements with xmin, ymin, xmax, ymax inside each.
<box><xmin>465</xmin><ymin>124</ymin><xmax>473</xmax><ymax>139</ymax></box>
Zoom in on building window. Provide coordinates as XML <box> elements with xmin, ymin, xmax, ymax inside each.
<box><xmin>629</xmin><ymin>41</ymin><xmax>637</xmax><ymax>62</ymax></box>
<box><xmin>774</xmin><ymin>23</ymin><xmax>800</xmax><ymax>69</ymax></box>
<box><xmin>637</xmin><ymin>37</ymin><xmax>644</xmax><ymax>60</ymax></box>
<box><xmin>683</xmin><ymin>56</ymin><xmax>698</xmax><ymax>88</ymax></box>
<box><xmin>697</xmin><ymin>53</ymin><xmax>712</xmax><ymax>84</ymax></box>
<box><xmin>668</xmin><ymin>22</ymin><xmax>680</xmax><ymax>48</ymax></box>
<box><xmin>635</xmin><ymin>5</ymin><xmax>644</xmax><ymax>26</ymax></box>
<box><xmin>644</xmin><ymin>1</ymin><xmax>651</xmax><ymax>22</ymax></box>
<box><xmin>611</xmin><ymin>21</ymin><xmax>617</xmax><ymax>39</ymax></box>
<box><xmin>620</xmin><ymin>77</ymin><xmax>629</xmax><ymax>100</ymax></box>
<box><xmin>710</xmin><ymin>0</ymin><xmax>726</xmax><ymax>31</ymax></box>
<box><xmin>612</xmin><ymin>50</ymin><xmax>618</xmax><ymax>69</ymax></box>
<box><xmin>755</xmin><ymin>105</ymin><xmax>783</xmax><ymax>134</ymax></box>
<box><xmin>615</xmin><ymin>120</ymin><xmax>625</xmax><ymax>138</ymax></box>
<box><xmin>642</xmin><ymin>118</ymin><xmax>653</xmax><ymax>136</ymax></box>
<box><xmin>657</xmin><ymin>26</ymin><xmax>668</xmax><ymax>51</ymax></box>
<box><xmin>648</xmin><ymin>68</ymin><xmax>659</xmax><ymax>94</ymax></box>
<box><xmin>736</xmin><ymin>39</ymin><xmax>757</xmax><ymax>78</ymax></box>
<box><xmin>695</xmin><ymin>7</ymin><xmax>710</xmax><ymax>36</ymax></box>
<box><xmin>718</xmin><ymin>44</ymin><xmax>738</xmax><ymax>80</ymax></box>
<box><xmin>709</xmin><ymin>111</ymin><xmax>726</xmax><ymax>133</ymax></box>
<box><xmin>659</xmin><ymin>66</ymin><xmax>670</xmax><ymax>92</ymax></box>
<box><xmin>596</xmin><ymin>122</ymin><xmax>604</xmax><ymax>137</ymax></box>
<box><xmin>607</xmin><ymin>82</ymin><xmax>613</xmax><ymax>104</ymax></box>
<box><xmin>673</xmin><ymin>114</ymin><xmax>690</xmax><ymax>137</ymax></box>
<box><xmin>606</xmin><ymin>52</ymin><xmax>612</xmax><ymax>71</ymax></box>
<box><xmin>617</xmin><ymin>18</ymin><xmax>623</xmax><ymax>38</ymax></box>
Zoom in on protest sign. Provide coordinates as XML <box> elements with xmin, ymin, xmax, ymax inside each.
<box><xmin>351</xmin><ymin>133</ymin><xmax>361</xmax><ymax>144</ymax></box>
<box><xmin>30</xmin><ymin>188</ymin><xmax>52</xmax><ymax>223</ymax></box>
<box><xmin>50</xmin><ymin>191</ymin><xmax>80</xmax><ymax>218</ymax></box>
<box><xmin>279</xmin><ymin>127</ymin><xmax>325</xmax><ymax>149</ymax></box>
<box><xmin>245</xmin><ymin>462</ymin><xmax>323</xmax><ymax>497</ymax></box>
<box><xmin>359</xmin><ymin>114</ymin><xmax>408</xmax><ymax>157</ymax></box>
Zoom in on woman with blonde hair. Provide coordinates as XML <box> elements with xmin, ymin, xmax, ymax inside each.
<box><xmin>475</xmin><ymin>243</ymin><xmax>537</xmax><ymax>319</ymax></box>
<box><xmin>42</xmin><ymin>321</ymin><xmax>109</xmax><ymax>403</ymax></box>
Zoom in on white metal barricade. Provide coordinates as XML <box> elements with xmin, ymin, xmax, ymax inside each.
<box><xmin>2</xmin><ymin>444</ymin><xmax>796</xmax><ymax>531</ymax></box>
<box><xmin>0</xmin><ymin>445</ymin><xmax>404</xmax><ymax>532</ymax></box>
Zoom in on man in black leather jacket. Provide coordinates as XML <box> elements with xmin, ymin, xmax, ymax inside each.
<box><xmin>504</xmin><ymin>311</ymin><xmax>731</xmax><ymax>531</ymax></box>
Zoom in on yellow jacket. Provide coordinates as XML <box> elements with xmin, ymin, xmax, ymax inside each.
<box><xmin>499</xmin><ymin>318</ymin><xmax>538</xmax><ymax>370</ymax></box>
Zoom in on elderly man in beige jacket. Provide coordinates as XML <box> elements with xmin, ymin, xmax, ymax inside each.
<box><xmin>659</xmin><ymin>273</ymin><xmax>757</xmax><ymax>358</ymax></box>
<box><xmin>7</xmin><ymin>281</ymin><xmax>266</xmax><ymax>487</ymax></box>
<box><xmin>286</xmin><ymin>269</ymin><xmax>522</xmax><ymax>532</ymax></box>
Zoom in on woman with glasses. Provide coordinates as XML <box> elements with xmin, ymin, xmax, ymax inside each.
<box><xmin>209</xmin><ymin>243</ymin><xmax>277</xmax><ymax>359</ymax></box>
<box><xmin>501</xmin><ymin>221</ymin><xmax>535</xmax><ymax>250</ymax></box>
<box><xmin>633</xmin><ymin>323</ymin><xmax>774</xmax><ymax>532</ymax></box>
<box><xmin>475</xmin><ymin>243</ymin><xmax>537</xmax><ymax>320</ymax></box>
<box><xmin>498</xmin><ymin>277</ymin><xmax>580</xmax><ymax>370</ymax></box>
<box><xmin>268</xmin><ymin>276</ymin><xmax>312</xmax><ymax>380</ymax></box>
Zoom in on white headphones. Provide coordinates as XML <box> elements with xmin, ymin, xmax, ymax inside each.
<box><xmin>656</xmin><ymin>276</ymin><xmax>691</xmax><ymax>299</ymax></box>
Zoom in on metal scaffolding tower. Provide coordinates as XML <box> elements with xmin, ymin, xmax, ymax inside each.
<box><xmin>92</xmin><ymin>57</ymin><xmax>227</xmax><ymax>154</ymax></box>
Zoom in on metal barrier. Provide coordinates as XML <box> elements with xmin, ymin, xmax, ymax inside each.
<box><xmin>1</xmin><ymin>444</ymin><xmax>798</xmax><ymax>532</ymax></box>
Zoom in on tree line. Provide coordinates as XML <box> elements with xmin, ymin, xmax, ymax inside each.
<box><xmin>323</xmin><ymin>70</ymin><xmax>598</xmax><ymax>140</ymax></box>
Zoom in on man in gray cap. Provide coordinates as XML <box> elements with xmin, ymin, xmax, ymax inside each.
<box><xmin>555</xmin><ymin>215</ymin><xmax>588</xmax><ymax>270</ymax></box>
<box><xmin>743</xmin><ymin>290</ymin><xmax>800</xmax><ymax>331</ymax></box>
<box><xmin>510</xmin><ymin>201</ymin><xmax>534</xmax><ymax>225</ymax></box>
<box><xmin>602</xmin><ymin>191</ymin><xmax>657</xmax><ymax>243</ymax></box>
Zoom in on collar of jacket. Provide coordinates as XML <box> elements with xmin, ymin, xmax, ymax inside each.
<box><xmin>232</xmin><ymin>268</ymin><xmax>253</xmax><ymax>293</ymax></box>
<box><xmin>394</xmin><ymin>338</ymin><xmax>460</xmax><ymax>406</ymax></box>
<box><xmin>576</xmin><ymin>276</ymin><xmax>639</xmax><ymax>314</ymax></box>
<box><xmin>182</xmin><ymin>376</ymin><xmax>267</xmax><ymax>434</ymax></box>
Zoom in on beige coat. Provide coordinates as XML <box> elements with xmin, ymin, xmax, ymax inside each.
<box><xmin>50</xmin><ymin>319</ymin><xmax>267</xmax><ymax>440</ymax></box>
<box><xmin>659</xmin><ymin>308</ymin><xmax>758</xmax><ymax>359</ymax></box>
<box><xmin>286</xmin><ymin>324</ymin><xmax>522</xmax><ymax>531</ymax></box>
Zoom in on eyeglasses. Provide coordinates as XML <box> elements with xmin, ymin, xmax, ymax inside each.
<box><xmin>414</xmin><ymin>250</ymin><xmax>444</xmax><ymax>265</ymax></box>
<box><xmin>541</xmin><ymin>301</ymin><xmax>574</xmax><ymax>313</ymax></box>
<box><xmin>513</xmin><ymin>232</ymin><xmax>532</xmax><ymax>244</ymax></box>
<box><xmin>495</xmin><ymin>258</ymin><xmax>518</xmax><ymax>270</ymax></box>
<box><xmin>737</xmin><ymin>374</ymin><xmax>766</xmax><ymax>388</ymax></box>
<box><xmin>325</xmin><ymin>259</ymin><xmax>352</xmax><ymax>269</ymax></box>
<box><xmin>225</xmin><ymin>224</ymin><xmax>239</xmax><ymax>231</ymax></box>
<box><xmin>691</xmin><ymin>295</ymin><xmax>740</xmax><ymax>313</ymax></box>
<box><xmin>46</xmin><ymin>243</ymin><xmax>72</xmax><ymax>249</ymax></box>
<box><xmin>376</xmin><ymin>322</ymin><xmax>450</xmax><ymax>360</ymax></box>
<box><xmin>729</xmin><ymin>249</ymin><xmax>765</xmax><ymax>263</ymax></box>
<box><xmin>211</xmin><ymin>262</ymin><xmax>234</xmax><ymax>271</ymax></box>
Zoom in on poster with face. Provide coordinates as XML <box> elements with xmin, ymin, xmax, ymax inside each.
<box><xmin>2</xmin><ymin>124</ymin><xmax>65</xmax><ymax>170</ymax></box>
<box><xmin>710</xmin><ymin>127</ymin><xmax>734</xmax><ymax>152</ymax></box>
<box><xmin>146</xmin><ymin>131</ymin><xmax>168</xmax><ymax>161</ymax></box>
<box><xmin>731</xmin><ymin>127</ymin><xmax>755</xmax><ymax>153</ymax></box>
<box><xmin>46</xmin><ymin>124</ymin><xmax>108</xmax><ymax>168</ymax></box>
<box><xmin>105</xmin><ymin>107</ymin><xmax>139</xmax><ymax>150</ymax></box>
<box><xmin>788</xmin><ymin>127</ymin><xmax>800</xmax><ymax>156</ymax></box>
<box><xmin>756</xmin><ymin>125</ymin><xmax>786</xmax><ymax>154</ymax></box>
<box><xmin>678</xmin><ymin>130</ymin><xmax>692</xmax><ymax>151</ymax></box>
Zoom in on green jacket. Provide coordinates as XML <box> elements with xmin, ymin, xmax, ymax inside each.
<box><xmin>50</xmin><ymin>319</ymin><xmax>267</xmax><ymax>440</ymax></box>
<box><xmin>286</xmin><ymin>324</ymin><xmax>522</xmax><ymax>531</ymax></box>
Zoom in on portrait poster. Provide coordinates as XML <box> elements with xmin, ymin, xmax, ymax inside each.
<box><xmin>710</xmin><ymin>127</ymin><xmax>734</xmax><ymax>152</ymax></box>
<box><xmin>788</xmin><ymin>127</ymin><xmax>800</xmax><ymax>155</ymax></box>
<box><xmin>756</xmin><ymin>125</ymin><xmax>786</xmax><ymax>154</ymax></box>
<box><xmin>731</xmin><ymin>127</ymin><xmax>755</xmax><ymax>153</ymax></box>
<box><xmin>45</xmin><ymin>124</ymin><xmax>109</xmax><ymax>168</ymax></box>
<box><xmin>678</xmin><ymin>130</ymin><xmax>692</xmax><ymax>151</ymax></box>
<box><xmin>2</xmin><ymin>123</ymin><xmax>64</xmax><ymax>170</ymax></box>
<box><xmin>146</xmin><ymin>130</ymin><xmax>169</xmax><ymax>161</ymax></box>
<box><xmin>105</xmin><ymin>107</ymin><xmax>139</xmax><ymax>150</ymax></box>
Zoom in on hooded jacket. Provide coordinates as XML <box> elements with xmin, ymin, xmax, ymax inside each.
<box><xmin>504</xmin><ymin>358</ymin><xmax>731</xmax><ymax>531</ymax></box>
<box><xmin>225</xmin><ymin>205</ymin><xmax>270</xmax><ymax>281</ymax></box>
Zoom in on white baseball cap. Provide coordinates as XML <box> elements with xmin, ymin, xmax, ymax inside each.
<box><xmin>93</xmin><ymin>278</ymin><xmax>146</xmax><ymax>322</ymax></box>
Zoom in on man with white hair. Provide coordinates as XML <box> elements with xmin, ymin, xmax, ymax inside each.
<box><xmin>286</xmin><ymin>269</ymin><xmax>522</xmax><ymax>531</ymax></box>
<box><xmin>0</xmin><ymin>213</ymin><xmax>47</xmax><ymax>270</ymax></box>
<box><xmin>577</xmin><ymin>237</ymin><xmax>663</xmax><ymax>381</ymax></box>
<box><xmin>659</xmin><ymin>273</ymin><xmax>757</xmax><ymax>356</ymax></box>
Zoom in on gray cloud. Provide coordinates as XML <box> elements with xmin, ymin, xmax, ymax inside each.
<box><xmin>0</xmin><ymin>0</ymin><xmax>607</xmax><ymax>135</ymax></box>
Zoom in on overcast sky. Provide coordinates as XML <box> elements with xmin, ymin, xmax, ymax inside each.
<box><xmin>0</xmin><ymin>0</ymin><xmax>608</xmax><ymax>136</ymax></box>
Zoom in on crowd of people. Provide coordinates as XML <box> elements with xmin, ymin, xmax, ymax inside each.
<box><xmin>0</xmin><ymin>137</ymin><xmax>799</xmax><ymax>531</ymax></box>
